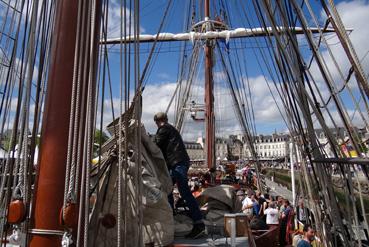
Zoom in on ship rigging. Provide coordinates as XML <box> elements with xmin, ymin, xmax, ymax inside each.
<box><xmin>0</xmin><ymin>0</ymin><xmax>368</xmax><ymax>246</ymax></box>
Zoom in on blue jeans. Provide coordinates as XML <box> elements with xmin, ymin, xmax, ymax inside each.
<box><xmin>168</xmin><ymin>162</ymin><xmax>203</xmax><ymax>223</ymax></box>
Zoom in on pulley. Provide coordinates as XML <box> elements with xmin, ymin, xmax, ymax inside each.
<box><xmin>7</xmin><ymin>200</ymin><xmax>26</xmax><ymax>224</ymax></box>
<box><xmin>59</xmin><ymin>202</ymin><xmax>78</xmax><ymax>229</ymax></box>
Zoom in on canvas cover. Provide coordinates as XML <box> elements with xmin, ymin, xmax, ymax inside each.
<box><xmin>173</xmin><ymin>214</ymin><xmax>193</xmax><ymax>237</ymax></box>
<box><xmin>198</xmin><ymin>185</ymin><xmax>242</xmax><ymax>235</ymax></box>
<box><xmin>199</xmin><ymin>185</ymin><xmax>241</xmax><ymax>212</ymax></box>
<box><xmin>89</xmin><ymin>117</ymin><xmax>174</xmax><ymax>247</ymax></box>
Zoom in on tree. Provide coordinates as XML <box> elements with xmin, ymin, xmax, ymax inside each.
<box><xmin>94</xmin><ymin>129</ymin><xmax>109</xmax><ymax>155</ymax></box>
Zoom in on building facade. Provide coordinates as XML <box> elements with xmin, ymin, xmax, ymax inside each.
<box><xmin>184</xmin><ymin>127</ymin><xmax>368</xmax><ymax>163</ymax></box>
<box><xmin>191</xmin><ymin>133</ymin><xmax>291</xmax><ymax>162</ymax></box>
<box><xmin>184</xmin><ymin>142</ymin><xmax>204</xmax><ymax>161</ymax></box>
<box><xmin>243</xmin><ymin>134</ymin><xmax>290</xmax><ymax>160</ymax></box>
<box><xmin>316</xmin><ymin>127</ymin><xmax>368</xmax><ymax>158</ymax></box>
<box><xmin>227</xmin><ymin>135</ymin><xmax>244</xmax><ymax>160</ymax></box>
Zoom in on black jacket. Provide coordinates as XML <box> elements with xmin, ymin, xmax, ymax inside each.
<box><xmin>154</xmin><ymin>123</ymin><xmax>190</xmax><ymax>168</ymax></box>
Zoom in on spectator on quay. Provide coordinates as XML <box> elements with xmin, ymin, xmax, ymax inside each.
<box><xmin>191</xmin><ymin>183</ymin><xmax>202</xmax><ymax>198</ymax></box>
<box><xmin>279</xmin><ymin>200</ymin><xmax>293</xmax><ymax>247</ymax></box>
<box><xmin>235</xmin><ymin>189</ymin><xmax>246</xmax><ymax>212</ymax></box>
<box><xmin>202</xmin><ymin>169</ymin><xmax>210</xmax><ymax>186</ymax></box>
<box><xmin>297</xmin><ymin>224</ymin><xmax>315</xmax><ymax>247</ymax></box>
<box><xmin>247</xmin><ymin>167</ymin><xmax>253</xmax><ymax>186</ymax></box>
<box><xmin>236</xmin><ymin>189</ymin><xmax>246</xmax><ymax>204</ymax></box>
<box><xmin>251</xmin><ymin>194</ymin><xmax>260</xmax><ymax>217</ymax></box>
<box><xmin>264</xmin><ymin>193</ymin><xmax>271</xmax><ymax>205</ymax></box>
<box><xmin>242</xmin><ymin>166</ymin><xmax>247</xmax><ymax>182</ymax></box>
<box><xmin>173</xmin><ymin>188</ymin><xmax>180</xmax><ymax>204</ymax></box>
<box><xmin>260</xmin><ymin>193</ymin><xmax>271</xmax><ymax>222</ymax></box>
<box><xmin>256</xmin><ymin>191</ymin><xmax>266</xmax><ymax>216</ymax></box>
<box><xmin>242</xmin><ymin>190</ymin><xmax>254</xmax><ymax>218</ymax></box>
<box><xmin>277</xmin><ymin>196</ymin><xmax>285</xmax><ymax>214</ymax></box>
<box><xmin>296</xmin><ymin>198</ymin><xmax>309</xmax><ymax>226</ymax></box>
<box><xmin>264</xmin><ymin>202</ymin><xmax>279</xmax><ymax>225</ymax></box>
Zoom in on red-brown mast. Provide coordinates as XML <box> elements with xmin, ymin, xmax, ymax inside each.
<box><xmin>29</xmin><ymin>0</ymin><xmax>101</xmax><ymax>246</ymax></box>
<box><xmin>204</xmin><ymin>0</ymin><xmax>215</xmax><ymax>169</ymax></box>
<box><xmin>29</xmin><ymin>1</ymin><xmax>79</xmax><ymax>245</ymax></box>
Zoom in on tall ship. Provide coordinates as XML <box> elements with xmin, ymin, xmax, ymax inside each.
<box><xmin>0</xmin><ymin>0</ymin><xmax>368</xmax><ymax>246</ymax></box>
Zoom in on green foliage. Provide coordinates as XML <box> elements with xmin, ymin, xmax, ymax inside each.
<box><xmin>334</xmin><ymin>189</ymin><xmax>369</xmax><ymax>212</ymax></box>
<box><xmin>93</xmin><ymin>129</ymin><xmax>109</xmax><ymax>155</ymax></box>
<box><xmin>94</xmin><ymin>129</ymin><xmax>109</xmax><ymax>145</ymax></box>
<box><xmin>2</xmin><ymin>137</ymin><xmax>11</xmax><ymax>151</ymax></box>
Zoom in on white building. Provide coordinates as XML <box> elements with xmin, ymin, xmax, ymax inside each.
<box><xmin>215</xmin><ymin>138</ymin><xmax>228</xmax><ymax>161</ymax></box>
<box><xmin>192</xmin><ymin>133</ymin><xmax>291</xmax><ymax>162</ymax></box>
<box><xmin>184</xmin><ymin>142</ymin><xmax>204</xmax><ymax>160</ymax></box>
<box><xmin>243</xmin><ymin>134</ymin><xmax>290</xmax><ymax>160</ymax></box>
<box><xmin>184</xmin><ymin>137</ymin><xmax>231</xmax><ymax>163</ymax></box>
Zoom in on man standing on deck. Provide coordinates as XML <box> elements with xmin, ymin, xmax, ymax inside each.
<box><xmin>153</xmin><ymin>112</ymin><xmax>205</xmax><ymax>239</ymax></box>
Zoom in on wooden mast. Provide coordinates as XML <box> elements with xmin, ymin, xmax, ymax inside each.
<box><xmin>204</xmin><ymin>0</ymin><xmax>215</xmax><ymax>169</ymax></box>
<box><xmin>29</xmin><ymin>1</ymin><xmax>79</xmax><ymax>246</ymax></box>
<box><xmin>29</xmin><ymin>0</ymin><xmax>102</xmax><ymax>246</ymax></box>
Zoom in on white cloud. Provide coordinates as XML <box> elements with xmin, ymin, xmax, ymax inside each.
<box><xmin>310</xmin><ymin>0</ymin><xmax>369</xmax><ymax>84</ymax></box>
<box><xmin>0</xmin><ymin>0</ymin><xmax>20</xmax><ymax>21</ymax></box>
<box><xmin>138</xmin><ymin>76</ymin><xmax>285</xmax><ymax>140</ymax></box>
<box><xmin>142</xmin><ymin>82</ymin><xmax>177</xmax><ymax>132</ymax></box>
<box><xmin>95</xmin><ymin>83</ymin><xmax>177</xmax><ymax>135</ymax></box>
<box><xmin>157</xmin><ymin>72</ymin><xmax>171</xmax><ymax>80</ymax></box>
<box><xmin>248</xmin><ymin>76</ymin><xmax>284</xmax><ymax>123</ymax></box>
<box><xmin>298</xmin><ymin>1</ymin><xmax>369</xmax><ymax>129</ymax></box>
<box><xmin>21</xmin><ymin>0</ymin><xmax>367</xmax><ymax>143</ymax></box>
<box><xmin>321</xmin><ymin>108</ymin><xmax>366</xmax><ymax>129</ymax></box>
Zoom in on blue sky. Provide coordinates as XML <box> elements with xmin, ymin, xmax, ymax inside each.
<box><xmin>98</xmin><ymin>0</ymin><xmax>369</xmax><ymax>141</ymax></box>
<box><xmin>1</xmin><ymin>0</ymin><xmax>368</xmax><ymax>142</ymax></box>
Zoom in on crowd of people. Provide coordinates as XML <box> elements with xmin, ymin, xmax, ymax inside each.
<box><xmin>152</xmin><ymin>111</ymin><xmax>316</xmax><ymax>245</ymax></box>
<box><xmin>236</xmin><ymin>187</ymin><xmax>316</xmax><ymax>247</ymax></box>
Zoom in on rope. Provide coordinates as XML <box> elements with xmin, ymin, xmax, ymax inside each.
<box><xmin>64</xmin><ymin>0</ymin><xmax>85</xmax><ymax>209</ymax></box>
<box><xmin>117</xmin><ymin>0</ymin><xmax>125</xmax><ymax>244</ymax></box>
<box><xmin>325</xmin><ymin>0</ymin><xmax>369</xmax><ymax>101</ymax></box>
<box><xmin>0</xmin><ymin>0</ymin><xmax>54</xmax><ymax>241</ymax></box>
<box><xmin>75</xmin><ymin>0</ymin><xmax>90</xmax><ymax>241</ymax></box>
<box><xmin>304</xmin><ymin>0</ymin><xmax>369</xmax><ymax>129</ymax></box>
<box><xmin>140</xmin><ymin>0</ymin><xmax>173</xmax><ymax>88</ymax></box>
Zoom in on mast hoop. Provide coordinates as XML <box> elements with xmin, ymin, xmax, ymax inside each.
<box><xmin>28</xmin><ymin>229</ymin><xmax>65</xmax><ymax>236</ymax></box>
